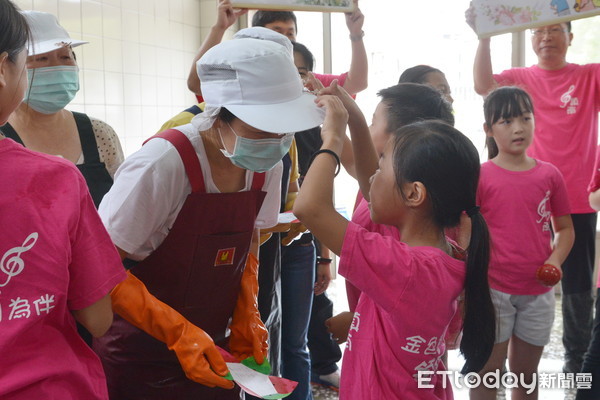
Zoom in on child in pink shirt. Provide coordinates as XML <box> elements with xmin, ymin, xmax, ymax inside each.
<box><xmin>294</xmin><ymin>82</ymin><xmax>496</xmax><ymax>399</ymax></box>
<box><xmin>473</xmin><ymin>87</ymin><xmax>574</xmax><ymax>399</ymax></box>
<box><xmin>0</xmin><ymin>3</ymin><xmax>126</xmax><ymax>398</ymax></box>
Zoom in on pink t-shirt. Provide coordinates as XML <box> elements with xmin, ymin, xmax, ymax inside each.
<box><xmin>346</xmin><ymin>194</ymin><xmax>399</xmax><ymax>311</ymax></box>
<box><xmin>313</xmin><ymin>72</ymin><xmax>348</xmax><ymax>89</ymax></box>
<box><xmin>0</xmin><ymin>139</ymin><xmax>126</xmax><ymax>399</ymax></box>
<box><xmin>478</xmin><ymin>160</ymin><xmax>571</xmax><ymax>295</ymax></box>
<box><xmin>494</xmin><ymin>63</ymin><xmax>600</xmax><ymax>213</ymax></box>
<box><xmin>339</xmin><ymin>222</ymin><xmax>464</xmax><ymax>400</ymax></box>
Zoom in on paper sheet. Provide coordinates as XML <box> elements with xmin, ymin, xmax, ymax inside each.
<box><xmin>226</xmin><ymin>362</ymin><xmax>277</xmax><ymax>397</ymax></box>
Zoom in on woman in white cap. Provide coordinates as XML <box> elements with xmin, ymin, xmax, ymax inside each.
<box><xmin>94</xmin><ymin>37</ymin><xmax>326</xmax><ymax>399</ymax></box>
<box><xmin>0</xmin><ymin>1</ymin><xmax>126</xmax><ymax>399</ymax></box>
<box><xmin>1</xmin><ymin>10</ymin><xmax>123</xmax><ymax>209</ymax></box>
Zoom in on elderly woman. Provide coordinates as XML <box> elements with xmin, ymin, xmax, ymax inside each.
<box><xmin>93</xmin><ymin>37</ymin><xmax>325</xmax><ymax>399</ymax></box>
<box><xmin>1</xmin><ymin>11</ymin><xmax>123</xmax><ymax>207</ymax></box>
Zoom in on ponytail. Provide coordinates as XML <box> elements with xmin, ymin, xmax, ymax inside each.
<box><xmin>459</xmin><ymin>210</ymin><xmax>495</xmax><ymax>374</ymax></box>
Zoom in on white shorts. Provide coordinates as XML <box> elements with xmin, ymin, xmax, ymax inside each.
<box><xmin>491</xmin><ymin>288</ymin><xmax>556</xmax><ymax>347</ymax></box>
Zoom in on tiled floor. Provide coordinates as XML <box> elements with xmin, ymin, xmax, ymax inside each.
<box><xmin>312</xmin><ymin>292</ymin><xmax>580</xmax><ymax>400</ymax></box>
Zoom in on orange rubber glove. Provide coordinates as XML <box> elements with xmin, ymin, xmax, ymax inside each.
<box><xmin>228</xmin><ymin>253</ymin><xmax>269</xmax><ymax>365</ymax></box>
<box><xmin>111</xmin><ymin>272</ymin><xmax>234</xmax><ymax>389</ymax></box>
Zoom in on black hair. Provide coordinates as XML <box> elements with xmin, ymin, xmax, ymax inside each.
<box><xmin>483</xmin><ymin>86</ymin><xmax>534</xmax><ymax>159</ymax></box>
<box><xmin>0</xmin><ymin>0</ymin><xmax>29</xmax><ymax>62</ymax></box>
<box><xmin>292</xmin><ymin>41</ymin><xmax>314</xmax><ymax>72</ymax></box>
<box><xmin>391</xmin><ymin>121</ymin><xmax>495</xmax><ymax>375</ymax></box>
<box><xmin>398</xmin><ymin>65</ymin><xmax>443</xmax><ymax>85</ymax></box>
<box><xmin>377</xmin><ymin>83</ymin><xmax>454</xmax><ymax>134</ymax></box>
<box><xmin>566</xmin><ymin>21</ymin><xmax>571</xmax><ymax>32</ymax></box>
<box><xmin>252</xmin><ymin>11</ymin><xmax>298</xmax><ymax>33</ymax></box>
<box><xmin>218</xmin><ymin>107</ymin><xmax>236</xmax><ymax>123</ymax></box>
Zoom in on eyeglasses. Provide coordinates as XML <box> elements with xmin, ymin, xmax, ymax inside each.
<box><xmin>531</xmin><ymin>27</ymin><xmax>567</xmax><ymax>38</ymax></box>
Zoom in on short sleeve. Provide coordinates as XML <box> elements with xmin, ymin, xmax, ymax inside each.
<box><xmin>493</xmin><ymin>68</ymin><xmax>518</xmax><ymax>87</ymax></box>
<box><xmin>90</xmin><ymin>118</ymin><xmax>124</xmax><ymax>178</ymax></box>
<box><xmin>313</xmin><ymin>72</ymin><xmax>348</xmax><ymax>88</ymax></box>
<box><xmin>549</xmin><ymin>165</ymin><xmax>571</xmax><ymax>217</ymax></box>
<box><xmin>588</xmin><ymin>146</ymin><xmax>600</xmax><ymax>193</ymax></box>
<box><xmin>339</xmin><ymin>222</ymin><xmax>413</xmax><ymax>312</ymax></box>
<box><xmin>99</xmin><ymin>140</ymin><xmax>190</xmax><ymax>259</ymax></box>
<box><xmin>68</xmin><ymin>173</ymin><xmax>126</xmax><ymax>310</ymax></box>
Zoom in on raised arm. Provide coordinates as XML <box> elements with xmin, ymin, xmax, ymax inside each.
<box><xmin>187</xmin><ymin>0</ymin><xmax>247</xmax><ymax>95</ymax></box>
<box><xmin>318</xmin><ymin>78</ymin><xmax>377</xmax><ymax>200</ymax></box>
<box><xmin>465</xmin><ymin>4</ymin><xmax>497</xmax><ymax>95</ymax></box>
<box><xmin>341</xmin><ymin>2</ymin><xmax>368</xmax><ymax>95</ymax></box>
<box><xmin>473</xmin><ymin>38</ymin><xmax>498</xmax><ymax>95</ymax></box>
<box><xmin>293</xmin><ymin>95</ymin><xmax>349</xmax><ymax>256</ymax></box>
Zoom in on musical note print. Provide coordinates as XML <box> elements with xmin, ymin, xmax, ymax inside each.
<box><xmin>0</xmin><ymin>233</ymin><xmax>38</xmax><ymax>287</ymax></box>
<box><xmin>560</xmin><ymin>85</ymin><xmax>575</xmax><ymax>108</ymax></box>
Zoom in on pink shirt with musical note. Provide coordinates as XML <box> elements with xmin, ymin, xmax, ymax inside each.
<box><xmin>0</xmin><ymin>138</ymin><xmax>126</xmax><ymax>399</ymax></box>
<box><xmin>494</xmin><ymin>63</ymin><xmax>600</xmax><ymax>213</ymax></box>
<box><xmin>338</xmin><ymin>222</ymin><xmax>464</xmax><ymax>400</ymax></box>
<box><xmin>478</xmin><ymin>160</ymin><xmax>571</xmax><ymax>295</ymax></box>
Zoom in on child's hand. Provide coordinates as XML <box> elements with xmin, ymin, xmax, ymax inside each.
<box><xmin>304</xmin><ymin>71</ymin><xmax>325</xmax><ymax>94</ymax></box>
<box><xmin>325</xmin><ymin>311</ymin><xmax>354</xmax><ymax>344</ymax></box>
<box><xmin>314</xmin><ymin>262</ymin><xmax>332</xmax><ymax>296</ymax></box>
<box><xmin>315</xmin><ymin>94</ymin><xmax>349</xmax><ymax>148</ymax></box>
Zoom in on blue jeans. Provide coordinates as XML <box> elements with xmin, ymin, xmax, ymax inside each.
<box><xmin>280</xmin><ymin>243</ymin><xmax>316</xmax><ymax>400</ymax></box>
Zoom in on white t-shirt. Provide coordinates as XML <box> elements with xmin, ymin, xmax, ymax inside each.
<box><xmin>99</xmin><ymin>123</ymin><xmax>282</xmax><ymax>261</ymax></box>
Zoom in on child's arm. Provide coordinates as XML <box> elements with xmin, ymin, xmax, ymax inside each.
<box><xmin>590</xmin><ymin>189</ymin><xmax>600</xmax><ymax>211</ymax></box>
<box><xmin>72</xmin><ymin>294</ymin><xmax>114</xmax><ymax>337</ymax></box>
<box><xmin>317</xmin><ymin>78</ymin><xmax>378</xmax><ymax>200</ymax></box>
<box><xmin>293</xmin><ymin>95</ymin><xmax>349</xmax><ymax>256</ymax></box>
<box><xmin>546</xmin><ymin>215</ymin><xmax>575</xmax><ymax>269</ymax></box>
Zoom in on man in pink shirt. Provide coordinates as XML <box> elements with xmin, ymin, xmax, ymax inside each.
<box><xmin>468</xmin><ymin>15</ymin><xmax>600</xmax><ymax>374</ymax></box>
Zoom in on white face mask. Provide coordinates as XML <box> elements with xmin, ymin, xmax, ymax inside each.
<box><xmin>24</xmin><ymin>66</ymin><xmax>80</xmax><ymax>114</ymax></box>
<box><xmin>218</xmin><ymin>122</ymin><xmax>294</xmax><ymax>172</ymax></box>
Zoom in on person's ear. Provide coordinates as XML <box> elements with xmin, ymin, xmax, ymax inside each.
<box><xmin>403</xmin><ymin>181</ymin><xmax>427</xmax><ymax>208</ymax></box>
<box><xmin>568</xmin><ymin>32</ymin><xmax>573</xmax><ymax>46</ymax></box>
<box><xmin>0</xmin><ymin>52</ymin><xmax>9</xmax><ymax>89</ymax></box>
<box><xmin>483</xmin><ymin>122</ymin><xmax>493</xmax><ymax>137</ymax></box>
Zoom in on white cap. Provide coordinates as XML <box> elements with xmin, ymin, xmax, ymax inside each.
<box><xmin>197</xmin><ymin>38</ymin><xmax>324</xmax><ymax>134</ymax></box>
<box><xmin>21</xmin><ymin>11</ymin><xmax>88</xmax><ymax>56</ymax></box>
<box><xmin>233</xmin><ymin>27</ymin><xmax>293</xmax><ymax>56</ymax></box>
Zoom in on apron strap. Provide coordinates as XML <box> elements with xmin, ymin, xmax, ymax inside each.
<box><xmin>72</xmin><ymin>112</ymin><xmax>101</xmax><ymax>164</ymax></box>
<box><xmin>145</xmin><ymin>129</ymin><xmax>206</xmax><ymax>193</ymax></box>
<box><xmin>251</xmin><ymin>171</ymin><xmax>265</xmax><ymax>191</ymax></box>
<box><xmin>0</xmin><ymin>122</ymin><xmax>24</xmax><ymax>145</ymax></box>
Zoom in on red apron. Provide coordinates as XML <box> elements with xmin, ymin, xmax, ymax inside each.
<box><xmin>94</xmin><ymin>129</ymin><xmax>266</xmax><ymax>399</ymax></box>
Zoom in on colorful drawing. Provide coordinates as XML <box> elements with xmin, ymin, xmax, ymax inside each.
<box><xmin>551</xmin><ymin>0</ymin><xmax>571</xmax><ymax>15</ymax></box>
<box><xmin>231</xmin><ymin>0</ymin><xmax>353</xmax><ymax>12</ymax></box>
<box><xmin>472</xmin><ymin>0</ymin><xmax>600</xmax><ymax>38</ymax></box>
<box><xmin>482</xmin><ymin>5</ymin><xmax>542</xmax><ymax>26</ymax></box>
<box><xmin>574</xmin><ymin>0</ymin><xmax>600</xmax><ymax>12</ymax></box>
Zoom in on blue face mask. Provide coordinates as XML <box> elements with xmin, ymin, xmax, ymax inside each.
<box><xmin>24</xmin><ymin>66</ymin><xmax>80</xmax><ymax>114</ymax></box>
<box><xmin>219</xmin><ymin>122</ymin><xmax>294</xmax><ymax>173</ymax></box>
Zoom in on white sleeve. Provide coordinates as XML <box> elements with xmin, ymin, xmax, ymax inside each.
<box><xmin>98</xmin><ymin>139</ymin><xmax>189</xmax><ymax>260</ymax></box>
<box><xmin>254</xmin><ymin>161</ymin><xmax>283</xmax><ymax>229</ymax></box>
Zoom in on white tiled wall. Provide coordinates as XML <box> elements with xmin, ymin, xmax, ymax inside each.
<box><xmin>14</xmin><ymin>0</ymin><xmax>215</xmax><ymax>156</ymax></box>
